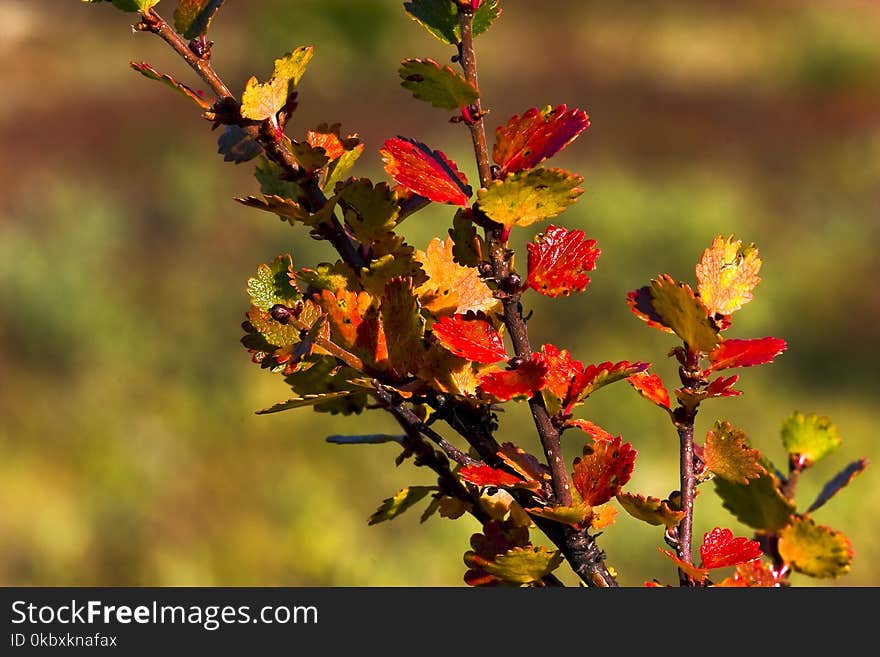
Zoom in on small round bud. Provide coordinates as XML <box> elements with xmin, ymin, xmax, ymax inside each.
<box><xmin>500</xmin><ymin>273</ymin><xmax>522</xmax><ymax>294</ymax></box>
<box><xmin>270</xmin><ymin>304</ymin><xmax>293</xmax><ymax>324</ymax></box>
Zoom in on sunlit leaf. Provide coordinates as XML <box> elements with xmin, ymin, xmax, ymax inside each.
<box><xmin>241</xmin><ymin>47</ymin><xmax>314</xmax><ymax>121</ymax></box>
<box><xmin>130</xmin><ymin>62</ymin><xmax>209</xmax><ymax>108</ymax></box>
<box><xmin>707</xmin><ymin>337</ymin><xmax>787</xmax><ymax>371</ymax></box>
<box><xmin>781</xmin><ymin>411</ymin><xmax>841</xmax><ymax>466</ymax></box>
<box><xmin>403</xmin><ymin>0</ymin><xmax>501</xmax><ymax>45</ymax></box>
<box><xmin>696</xmin><ymin>235</ymin><xmax>762</xmax><ymax>317</ymax></box>
<box><xmin>704</xmin><ymin>420</ymin><xmax>766</xmax><ymax>485</ymax></box>
<box><xmin>526</xmin><ymin>225</ymin><xmax>599</xmax><ymax>297</ymax></box>
<box><xmin>565</xmin><ymin>419</ymin><xmax>614</xmax><ymax>442</ymax></box>
<box><xmin>778</xmin><ymin>517</ymin><xmax>853</xmax><ymax>578</ymax></box>
<box><xmin>319</xmin><ymin>289</ymin><xmax>388</xmax><ymax>369</ymax></box>
<box><xmin>477</xmin><ymin>354</ymin><xmax>549</xmax><ymax>402</ymax></box>
<box><xmin>714</xmin><ymin>468</ymin><xmax>796</xmax><ymax>533</ymax></box>
<box><xmin>477</xmin><ymin>168</ymin><xmax>583</xmax><ymax>230</ymax></box>
<box><xmin>414</xmin><ymin>238</ymin><xmax>499</xmax><ymax>316</ymax></box>
<box><xmin>627</xmin><ymin>371</ymin><xmax>671</xmax><ymax>411</ymax></box>
<box><xmin>807</xmin><ymin>459</ymin><xmax>868</xmax><ymax>514</ymax></box>
<box><xmin>527</xmin><ymin>503</ymin><xmax>592</xmax><ymax>528</ymax></box>
<box><xmin>459</xmin><ymin>464</ymin><xmax>530</xmax><ymax>489</ymax></box>
<box><xmin>699</xmin><ymin>527</ymin><xmax>762</xmax><ymax>569</ymax></box>
<box><xmin>616</xmin><ymin>492</ymin><xmax>684</xmax><ymax>529</ymax></box>
<box><xmin>473</xmin><ymin>546</ymin><xmax>563</xmax><ymax>585</ymax></box>
<box><xmin>493</xmin><ymin>105</ymin><xmax>590</xmax><ymax>175</ymax></box>
<box><xmin>565</xmin><ymin>360</ymin><xmax>650</xmax><ymax>411</ymax></box>
<box><xmin>431</xmin><ymin>312</ymin><xmax>507</xmax><ymax>363</ymax></box>
<box><xmin>631</xmin><ymin>275</ymin><xmax>720</xmax><ymax>353</ymax></box>
<box><xmin>246</xmin><ymin>254</ymin><xmax>300</xmax><ymax>311</ymax></box>
<box><xmin>572</xmin><ymin>436</ymin><xmax>636</xmax><ymax>506</ymax></box>
<box><xmin>399</xmin><ymin>58</ymin><xmax>479</xmax><ymax>110</ymax></box>
<box><xmin>417</xmin><ymin>344</ymin><xmax>479</xmax><ymax>397</ymax></box>
<box><xmin>368</xmin><ymin>486</ymin><xmax>437</xmax><ymax>525</ymax></box>
<box><xmin>380</xmin><ymin>137</ymin><xmax>471</xmax><ymax>206</ymax></box>
<box><xmin>173</xmin><ymin>0</ymin><xmax>225</xmax><ymax>39</ymax></box>
<box><xmin>331</xmin><ymin>179</ymin><xmax>400</xmax><ymax>243</ymax></box>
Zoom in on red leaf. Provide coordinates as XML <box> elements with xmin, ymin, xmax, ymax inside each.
<box><xmin>493</xmin><ymin>105</ymin><xmax>590</xmax><ymax>176</ymax></box>
<box><xmin>526</xmin><ymin>225</ymin><xmax>600</xmax><ymax>297</ymax></box>
<box><xmin>380</xmin><ymin>137</ymin><xmax>471</xmax><ymax>205</ymax></box>
<box><xmin>627</xmin><ymin>371</ymin><xmax>671</xmax><ymax>410</ymax></box>
<box><xmin>478</xmin><ymin>354</ymin><xmax>549</xmax><ymax>401</ymax></box>
<box><xmin>459</xmin><ymin>464</ymin><xmax>526</xmax><ymax>489</ymax></box>
<box><xmin>565</xmin><ymin>360</ymin><xmax>650</xmax><ymax>411</ymax></box>
<box><xmin>431</xmin><ymin>313</ymin><xmax>507</xmax><ymax>363</ymax></box>
<box><xmin>707</xmin><ymin>337</ymin><xmax>787</xmax><ymax>371</ymax></box>
<box><xmin>706</xmin><ymin>375</ymin><xmax>741</xmax><ymax>397</ymax></box>
<box><xmin>541</xmin><ymin>343</ymin><xmax>584</xmax><ymax>400</ymax></box>
<box><xmin>699</xmin><ymin>527</ymin><xmax>763</xmax><ymax>569</ymax></box>
<box><xmin>572</xmin><ymin>436</ymin><xmax>637</xmax><ymax>506</ymax></box>
<box><xmin>565</xmin><ymin>418</ymin><xmax>614</xmax><ymax>442</ymax></box>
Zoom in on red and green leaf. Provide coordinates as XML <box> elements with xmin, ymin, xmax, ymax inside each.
<box><xmin>699</xmin><ymin>527</ymin><xmax>762</xmax><ymax>569</ymax></box>
<box><xmin>707</xmin><ymin>337</ymin><xmax>787</xmax><ymax>371</ymax></box>
<box><xmin>565</xmin><ymin>360</ymin><xmax>650</xmax><ymax>410</ymax></box>
<box><xmin>431</xmin><ymin>313</ymin><xmax>507</xmax><ymax>363</ymax></box>
<box><xmin>629</xmin><ymin>275</ymin><xmax>720</xmax><ymax>353</ymax></box>
<box><xmin>380</xmin><ymin>137</ymin><xmax>471</xmax><ymax>206</ymax></box>
<box><xmin>477</xmin><ymin>354</ymin><xmax>549</xmax><ymax>402</ymax></box>
<box><xmin>477</xmin><ymin>168</ymin><xmax>583</xmax><ymax>230</ymax></box>
<box><xmin>627</xmin><ymin>371</ymin><xmax>671</xmax><ymax>411</ymax></box>
<box><xmin>572</xmin><ymin>436</ymin><xmax>637</xmax><ymax>506</ymax></box>
<box><xmin>493</xmin><ymin>105</ymin><xmax>590</xmax><ymax>176</ymax></box>
<box><xmin>526</xmin><ymin>225</ymin><xmax>600</xmax><ymax>297</ymax></box>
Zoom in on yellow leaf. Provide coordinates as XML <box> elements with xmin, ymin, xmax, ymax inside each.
<box><xmin>778</xmin><ymin>517</ymin><xmax>853</xmax><ymax>578</ymax></box>
<box><xmin>414</xmin><ymin>238</ymin><xmax>499</xmax><ymax>316</ymax></box>
<box><xmin>704</xmin><ymin>420</ymin><xmax>766</xmax><ymax>485</ymax></box>
<box><xmin>649</xmin><ymin>274</ymin><xmax>720</xmax><ymax>353</ymax></box>
<box><xmin>696</xmin><ymin>235</ymin><xmax>761</xmax><ymax>317</ymax></box>
<box><xmin>240</xmin><ymin>47</ymin><xmax>314</xmax><ymax>121</ymax></box>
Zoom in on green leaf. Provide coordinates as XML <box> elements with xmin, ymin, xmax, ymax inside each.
<box><xmin>254</xmin><ymin>157</ymin><xmax>303</xmax><ymax>200</ymax></box>
<box><xmin>334</xmin><ymin>179</ymin><xmax>400</xmax><ymax>243</ymax></box>
<box><xmin>284</xmin><ymin>357</ymin><xmax>368</xmax><ymax>415</ymax></box>
<box><xmin>246</xmin><ymin>254</ymin><xmax>300</xmax><ymax>311</ymax></box>
<box><xmin>130</xmin><ymin>62</ymin><xmax>208</xmax><ymax>108</ymax></box>
<box><xmin>296</xmin><ymin>261</ymin><xmax>357</xmax><ymax>294</ymax></box>
<box><xmin>381</xmin><ymin>278</ymin><xmax>425</xmax><ymax>378</ymax></box>
<box><xmin>704</xmin><ymin>420</ymin><xmax>766</xmax><ymax>485</ymax></box>
<box><xmin>778</xmin><ymin>517</ymin><xmax>853</xmax><ymax>578</ymax></box>
<box><xmin>477</xmin><ymin>168</ymin><xmax>583</xmax><ymax>230</ymax></box>
<box><xmin>256</xmin><ymin>392</ymin><xmax>356</xmax><ymax>415</ymax></box>
<box><xmin>399</xmin><ymin>58</ymin><xmax>479</xmax><ymax>110</ymax></box>
<box><xmin>616</xmin><ymin>492</ymin><xmax>684</xmax><ymax>529</ymax></box>
<box><xmin>84</xmin><ymin>0</ymin><xmax>161</xmax><ymax>12</ymax></box>
<box><xmin>241</xmin><ymin>47</ymin><xmax>314</xmax><ymax>121</ymax></box>
<box><xmin>448</xmin><ymin>209</ymin><xmax>483</xmax><ymax>267</ymax></box>
<box><xmin>403</xmin><ymin>0</ymin><xmax>500</xmax><ymax>45</ymax></box>
<box><xmin>478</xmin><ymin>546</ymin><xmax>563</xmax><ymax>584</ymax></box>
<box><xmin>323</xmin><ymin>145</ymin><xmax>365</xmax><ymax>193</ymax></box>
<box><xmin>368</xmin><ymin>486</ymin><xmax>437</xmax><ymax>525</ymax></box>
<box><xmin>807</xmin><ymin>459</ymin><xmax>868</xmax><ymax>513</ymax></box>
<box><xmin>781</xmin><ymin>411</ymin><xmax>841</xmax><ymax>465</ymax></box>
<box><xmin>649</xmin><ymin>274</ymin><xmax>720</xmax><ymax>353</ymax></box>
<box><xmin>173</xmin><ymin>0</ymin><xmax>225</xmax><ymax>39</ymax></box>
<box><xmin>713</xmin><ymin>467</ymin><xmax>796</xmax><ymax>533</ymax></box>
<box><xmin>289</xmin><ymin>141</ymin><xmax>329</xmax><ymax>173</ymax></box>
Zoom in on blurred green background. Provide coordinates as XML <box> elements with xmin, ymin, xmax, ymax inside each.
<box><xmin>1</xmin><ymin>0</ymin><xmax>878</xmax><ymax>587</ymax></box>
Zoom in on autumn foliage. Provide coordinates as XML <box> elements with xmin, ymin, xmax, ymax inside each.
<box><xmin>88</xmin><ymin>0</ymin><xmax>867</xmax><ymax>587</ymax></box>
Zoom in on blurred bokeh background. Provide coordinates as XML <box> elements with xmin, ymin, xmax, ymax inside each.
<box><xmin>1</xmin><ymin>0</ymin><xmax>878</xmax><ymax>587</ymax></box>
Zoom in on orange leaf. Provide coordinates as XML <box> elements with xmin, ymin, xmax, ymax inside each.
<box><xmin>627</xmin><ymin>371</ymin><xmax>671</xmax><ymax>410</ymax></box>
<box><xmin>414</xmin><ymin>238</ymin><xmax>499</xmax><ymax>317</ymax></box>
<box><xmin>696</xmin><ymin>235</ymin><xmax>762</xmax><ymax>317</ymax></box>
<box><xmin>572</xmin><ymin>436</ymin><xmax>636</xmax><ymax>506</ymax></box>
<box><xmin>526</xmin><ymin>225</ymin><xmax>600</xmax><ymax>297</ymax></box>
<box><xmin>478</xmin><ymin>354</ymin><xmax>549</xmax><ymax>402</ymax></box>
